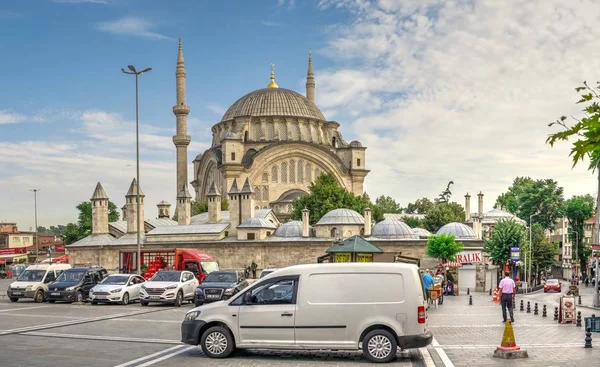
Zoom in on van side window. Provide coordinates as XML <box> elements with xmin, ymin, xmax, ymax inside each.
<box><xmin>45</xmin><ymin>271</ymin><xmax>56</xmax><ymax>283</ymax></box>
<box><xmin>249</xmin><ymin>279</ymin><xmax>296</xmax><ymax>305</ymax></box>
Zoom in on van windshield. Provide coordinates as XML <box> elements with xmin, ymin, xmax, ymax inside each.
<box><xmin>201</xmin><ymin>261</ymin><xmax>219</xmax><ymax>274</ymax></box>
<box><xmin>56</xmin><ymin>270</ymin><xmax>86</xmax><ymax>283</ymax></box>
<box><xmin>17</xmin><ymin>270</ymin><xmax>46</xmax><ymax>282</ymax></box>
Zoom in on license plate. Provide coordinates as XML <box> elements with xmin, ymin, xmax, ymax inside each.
<box><xmin>207</xmin><ymin>295</ymin><xmax>220</xmax><ymax>299</ymax></box>
<box><xmin>51</xmin><ymin>293</ymin><xmax>60</xmax><ymax>296</ymax></box>
<box><xmin>150</xmin><ymin>296</ymin><xmax>161</xmax><ymax>299</ymax></box>
<box><xmin>12</xmin><ymin>292</ymin><xmax>22</xmax><ymax>296</ymax></box>
<box><xmin>95</xmin><ymin>295</ymin><xmax>107</xmax><ymax>299</ymax></box>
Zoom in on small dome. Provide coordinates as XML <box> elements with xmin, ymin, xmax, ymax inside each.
<box><xmin>157</xmin><ymin>200</ymin><xmax>170</xmax><ymax>206</ymax></box>
<box><xmin>316</xmin><ymin>208</ymin><xmax>364</xmax><ymax>225</ymax></box>
<box><xmin>412</xmin><ymin>227</ymin><xmax>431</xmax><ymax>238</ymax></box>
<box><xmin>349</xmin><ymin>140</ymin><xmax>362</xmax><ymax>147</ymax></box>
<box><xmin>372</xmin><ymin>219</ymin><xmax>417</xmax><ymax>239</ymax></box>
<box><xmin>436</xmin><ymin>222</ymin><xmax>477</xmax><ymax>239</ymax></box>
<box><xmin>238</xmin><ymin>217</ymin><xmax>277</xmax><ymax>229</ymax></box>
<box><xmin>273</xmin><ymin>220</ymin><xmax>314</xmax><ymax>237</ymax></box>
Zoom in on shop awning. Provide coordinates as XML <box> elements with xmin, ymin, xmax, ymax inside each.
<box><xmin>442</xmin><ymin>261</ymin><xmax>464</xmax><ymax>268</ymax></box>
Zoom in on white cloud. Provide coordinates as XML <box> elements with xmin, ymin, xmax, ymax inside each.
<box><xmin>206</xmin><ymin>103</ymin><xmax>226</xmax><ymax>116</ymax></box>
<box><xmin>0</xmin><ymin>110</ymin><xmax>27</xmax><ymax>125</ymax></box>
<box><xmin>52</xmin><ymin>0</ymin><xmax>108</xmax><ymax>4</ymax></box>
<box><xmin>96</xmin><ymin>16</ymin><xmax>172</xmax><ymax>40</ymax></box>
<box><xmin>261</xmin><ymin>20</ymin><xmax>283</xmax><ymax>27</ymax></box>
<box><xmin>318</xmin><ymin>0</ymin><xmax>600</xmax><ymax>209</ymax></box>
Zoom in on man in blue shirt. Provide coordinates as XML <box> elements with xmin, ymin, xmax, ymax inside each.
<box><xmin>422</xmin><ymin>270</ymin><xmax>435</xmax><ymax>303</ymax></box>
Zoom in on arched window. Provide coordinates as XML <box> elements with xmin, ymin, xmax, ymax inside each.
<box><xmin>271</xmin><ymin>166</ymin><xmax>278</xmax><ymax>183</ymax></box>
<box><xmin>289</xmin><ymin>160</ymin><xmax>296</xmax><ymax>183</ymax></box>
<box><xmin>262</xmin><ymin>172</ymin><xmax>268</xmax><ymax>183</ymax></box>
<box><xmin>263</xmin><ymin>187</ymin><xmax>268</xmax><ymax>202</ymax></box>
<box><xmin>305</xmin><ymin>162</ymin><xmax>312</xmax><ymax>182</ymax></box>
<box><xmin>290</xmin><ymin>123</ymin><xmax>300</xmax><ymax>140</ymax></box>
<box><xmin>254</xmin><ymin>186</ymin><xmax>262</xmax><ymax>201</ymax></box>
<box><xmin>331</xmin><ymin>227</ymin><xmax>338</xmax><ymax>238</ymax></box>
<box><xmin>315</xmin><ymin>168</ymin><xmax>321</xmax><ymax>178</ymax></box>
<box><xmin>300</xmin><ymin>123</ymin><xmax>309</xmax><ymax>141</ymax></box>
<box><xmin>297</xmin><ymin>160</ymin><xmax>304</xmax><ymax>183</ymax></box>
<box><xmin>253</xmin><ymin>122</ymin><xmax>262</xmax><ymax>140</ymax></box>
<box><xmin>281</xmin><ymin>162</ymin><xmax>288</xmax><ymax>183</ymax></box>
<box><xmin>244</xmin><ymin>131</ymin><xmax>249</xmax><ymax>142</ymax></box>
<box><xmin>332</xmin><ymin>136</ymin><xmax>337</xmax><ymax>147</ymax></box>
<box><xmin>279</xmin><ymin>122</ymin><xmax>287</xmax><ymax>140</ymax></box>
<box><xmin>266</xmin><ymin>121</ymin><xmax>275</xmax><ymax>140</ymax></box>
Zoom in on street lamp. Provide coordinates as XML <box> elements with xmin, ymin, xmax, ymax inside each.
<box><xmin>527</xmin><ymin>213</ymin><xmax>539</xmax><ymax>293</ymax></box>
<box><xmin>30</xmin><ymin>189</ymin><xmax>40</xmax><ymax>261</ymax></box>
<box><xmin>122</xmin><ymin>65</ymin><xmax>152</xmax><ymax>275</ymax></box>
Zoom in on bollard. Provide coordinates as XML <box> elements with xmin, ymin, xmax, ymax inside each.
<box><xmin>542</xmin><ymin>304</ymin><xmax>547</xmax><ymax>317</ymax></box>
<box><xmin>578</xmin><ymin>295</ymin><xmax>582</xmax><ymax>305</ymax></box>
<box><xmin>527</xmin><ymin>301</ymin><xmax>531</xmax><ymax>313</ymax></box>
<box><xmin>520</xmin><ymin>299</ymin><xmax>524</xmax><ymax>312</ymax></box>
<box><xmin>489</xmin><ymin>288</ymin><xmax>492</xmax><ymax>296</ymax></box>
<box><xmin>469</xmin><ymin>295</ymin><xmax>473</xmax><ymax>305</ymax></box>
<box><xmin>467</xmin><ymin>288</ymin><xmax>470</xmax><ymax>295</ymax></box>
<box><xmin>585</xmin><ymin>328</ymin><xmax>592</xmax><ymax>348</ymax></box>
<box><xmin>576</xmin><ymin>311</ymin><xmax>582</xmax><ymax>327</ymax></box>
<box><xmin>534</xmin><ymin>303</ymin><xmax>539</xmax><ymax>315</ymax></box>
<box><xmin>554</xmin><ymin>306</ymin><xmax>559</xmax><ymax>321</ymax></box>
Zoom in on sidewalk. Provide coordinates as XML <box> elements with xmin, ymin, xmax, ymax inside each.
<box><xmin>425</xmin><ymin>292</ymin><xmax>598</xmax><ymax>366</ymax></box>
<box><xmin>576</xmin><ymin>283</ymin><xmax>600</xmax><ymax>311</ymax></box>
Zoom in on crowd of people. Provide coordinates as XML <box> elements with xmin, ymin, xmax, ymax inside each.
<box><xmin>421</xmin><ymin>267</ymin><xmax>456</xmax><ymax>304</ymax></box>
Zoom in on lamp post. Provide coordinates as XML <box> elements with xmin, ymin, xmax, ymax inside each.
<box><xmin>122</xmin><ymin>65</ymin><xmax>152</xmax><ymax>275</ymax></box>
<box><xmin>568</xmin><ymin>230</ymin><xmax>579</xmax><ymax>273</ymax></box>
<box><xmin>527</xmin><ymin>213</ymin><xmax>538</xmax><ymax>293</ymax></box>
<box><xmin>30</xmin><ymin>189</ymin><xmax>40</xmax><ymax>262</ymax></box>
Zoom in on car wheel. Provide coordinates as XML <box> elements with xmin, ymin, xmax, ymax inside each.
<box><xmin>362</xmin><ymin>329</ymin><xmax>398</xmax><ymax>363</ymax></box>
<box><xmin>34</xmin><ymin>290</ymin><xmax>45</xmax><ymax>303</ymax></box>
<box><xmin>174</xmin><ymin>291</ymin><xmax>183</xmax><ymax>307</ymax></box>
<box><xmin>141</xmin><ymin>300</ymin><xmax>149</xmax><ymax>307</ymax></box>
<box><xmin>200</xmin><ymin>326</ymin><xmax>235</xmax><ymax>358</ymax></box>
<box><xmin>91</xmin><ymin>300</ymin><xmax>98</xmax><ymax>305</ymax></box>
<box><xmin>9</xmin><ymin>297</ymin><xmax>18</xmax><ymax>303</ymax></box>
<box><xmin>75</xmin><ymin>291</ymin><xmax>84</xmax><ymax>303</ymax></box>
<box><xmin>121</xmin><ymin>292</ymin><xmax>130</xmax><ymax>305</ymax></box>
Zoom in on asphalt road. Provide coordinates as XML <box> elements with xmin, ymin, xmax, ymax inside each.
<box><xmin>0</xmin><ymin>279</ymin><xmax>423</xmax><ymax>367</ymax></box>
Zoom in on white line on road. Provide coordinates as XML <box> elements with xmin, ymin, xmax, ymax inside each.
<box><xmin>0</xmin><ymin>306</ymin><xmax>49</xmax><ymax>313</ymax></box>
<box><xmin>135</xmin><ymin>346</ymin><xmax>196</xmax><ymax>367</ymax></box>
<box><xmin>419</xmin><ymin>347</ymin><xmax>436</xmax><ymax>367</ymax></box>
<box><xmin>112</xmin><ymin>345</ymin><xmax>186</xmax><ymax>367</ymax></box>
<box><xmin>22</xmin><ymin>331</ymin><xmax>181</xmax><ymax>345</ymax></box>
<box><xmin>432</xmin><ymin>337</ymin><xmax>454</xmax><ymax>367</ymax></box>
<box><xmin>429</xmin><ymin>324</ymin><xmax>564</xmax><ymax>328</ymax></box>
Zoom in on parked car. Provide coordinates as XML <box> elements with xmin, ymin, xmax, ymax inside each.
<box><xmin>6</xmin><ymin>263</ymin><xmax>71</xmax><ymax>303</ymax></box>
<box><xmin>259</xmin><ymin>268</ymin><xmax>279</xmax><ymax>279</ymax></box>
<box><xmin>89</xmin><ymin>274</ymin><xmax>146</xmax><ymax>305</ymax></box>
<box><xmin>139</xmin><ymin>270</ymin><xmax>198</xmax><ymax>307</ymax></box>
<box><xmin>47</xmin><ymin>267</ymin><xmax>107</xmax><ymax>303</ymax></box>
<box><xmin>181</xmin><ymin>262</ymin><xmax>432</xmax><ymax>363</ymax></box>
<box><xmin>544</xmin><ymin>279</ymin><xmax>561</xmax><ymax>293</ymax></box>
<box><xmin>194</xmin><ymin>271</ymin><xmax>248</xmax><ymax>307</ymax></box>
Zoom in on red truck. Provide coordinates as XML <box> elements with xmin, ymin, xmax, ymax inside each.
<box><xmin>119</xmin><ymin>248</ymin><xmax>219</xmax><ymax>284</ymax></box>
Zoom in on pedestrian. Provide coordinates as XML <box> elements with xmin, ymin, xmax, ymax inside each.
<box><xmin>251</xmin><ymin>261</ymin><xmax>257</xmax><ymax>279</ymax></box>
<box><xmin>499</xmin><ymin>271</ymin><xmax>516</xmax><ymax>323</ymax></box>
<box><xmin>422</xmin><ymin>269</ymin><xmax>434</xmax><ymax>306</ymax></box>
<box><xmin>445</xmin><ymin>268</ymin><xmax>455</xmax><ymax>296</ymax></box>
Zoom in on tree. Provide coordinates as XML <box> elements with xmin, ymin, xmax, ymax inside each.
<box><xmin>494</xmin><ymin>177</ymin><xmax>564</xmax><ymax>230</ymax></box>
<box><xmin>189</xmin><ymin>199</ymin><xmax>229</xmax><ymax>216</ymax></box>
<box><xmin>373</xmin><ymin>195</ymin><xmax>403</xmax><ymax>214</ymax></box>
<box><xmin>563</xmin><ymin>194</ymin><xmax>595</xmax><ymax>272</ymax></box>
<box><xmin>76</xmin><ymin>201</ymin><xmax>119</xmax><ymax>238</ymax></box>
<box><xmin>423</xmin><ymin>202</ymin><xmax>465</xmax><ymax>233</ymax></box>
<box><xmin>484</xmin><ymin>219</ymin><xmax>527</xmax><ymax>268</ymax></box>
<box><xmin>403</xmin><ymin>216</ymin><xmax>425</xmax><ymax>229</ymax></box>
<box><xmin>62</xmin><ymin>223</ymin><xmax>81</xmax><ymax>245</ymax></box>
<box><xmin>521</xmin><ymin>223</ymin><xmax>559</xmax><ymax>284</ymax></box>
<box><xmin>426</xmin><ymin>233</ymin><xmax>464</xmax><ymax>263</ymax></box>
<box><xmin>291</xmin><ymin>173</ymin><xmax>384</xmax><ymax>224</ymax></box>
<box><xmin>435</xmin><ymin>181</ymin><xmax>454</xmax><ymax>204</ymax></box>
<box><xmin>405</xmin><ymin>197</ymin><xmax>435</xmax><ymax>214</ymax></box>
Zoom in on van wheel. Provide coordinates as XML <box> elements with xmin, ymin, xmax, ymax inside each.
<box><xmin>75</xmin><ymin>291</ymin><xmax>84</xmax><ymax>303</ymax></box>
<box><xmin>362</xmin><ymin>329</ymin><xmax>398</xmax><ymax>363</ymax></box>
<box><xmin>174</xmin><ymin>291</ymin><xmax>183</xmax><ymax>307</ymax></box>
<box><xmin>34</xmin><ymin>290</ymin><xmax>45</xmax><ymax>303</ymax></box>
<box><xmin>9</xmin><ymin>297</ymin><xmax>18</xmax><ymax>303</ymax></box>
<box><xmin>201</xmin><ymin>326</ymin><xmax>234</xmax><ymax>358</ymax></box>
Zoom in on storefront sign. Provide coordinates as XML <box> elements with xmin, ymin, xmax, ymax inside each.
<box><xmin>55</xmin><ymin>245</ymin><xmax>65</xmax><ymax>252</ymax></box>
<box><xmin>510</xmin><ymin>246</ymin><xmax>520</xmax><ymax>261</ymax></box>
<box><xmin>357</xmin><ymin>253</ymin><xmax>373</xmax><ymax>262</ymax></box>
<box><xmin>0</xmin><ymin>247</ymin><xmax>30</xmax><ymax>255</ymax></box>
<box><xmin>455</xmin><ymin>251</ymin><xmax>482</xmax><ymax>264</ymax></box>
<box><xmin>559</xmin><ymin>296</ymin><xmax>576</xmax><ymax>324</ymax></box>
<box><xmin>335</xmin><ymin>253</ymin><xmax>351</xmax><ymax>263</ymax></box>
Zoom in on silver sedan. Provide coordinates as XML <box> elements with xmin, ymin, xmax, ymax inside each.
<box><xmin>89</xmin><ymin>274</ymin><xmax>145</xmax><ymax>305</ymax></box>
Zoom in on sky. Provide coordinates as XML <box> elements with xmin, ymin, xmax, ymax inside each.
<box><xmin>1</xmin><ymin>0</ymin><xmax>599</xmax><ymax>230</ymax></box>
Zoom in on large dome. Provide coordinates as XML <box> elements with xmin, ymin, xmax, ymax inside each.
<box><xmin>221</xmin><ymin>88</ymin><xmax>326</xmax><ymax>122</ymax></box>
<box><xmin>436</xmin><ymin>222</ymin><xmax>477</xmax><ymax>239</ymax></box>
<box><xmin>316</xmin><ymin>208</ymin><xmax>364</xmax><ymax>226</ymax></box>
<box><xmin>372</xmin><ymin>219</ymin><xmax>417</xmax><ymax>239</ymax></box>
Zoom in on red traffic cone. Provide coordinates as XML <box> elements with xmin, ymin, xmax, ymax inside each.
<box><xmin>493</xmin><ymin>321</ymin><xmax>528</xmax><ymax>359</ymax></box>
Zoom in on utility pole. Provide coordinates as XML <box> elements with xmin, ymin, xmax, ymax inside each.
<box><xmin>30</xmin><ymin>189</ymin><xmax>40</xmax><ymax>262</ymax></box>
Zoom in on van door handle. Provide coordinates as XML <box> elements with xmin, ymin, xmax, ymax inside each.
<box><xmin>281</xmin><ymin>312</ymin><xmax>293</xmax><ymax>317</ymax></box>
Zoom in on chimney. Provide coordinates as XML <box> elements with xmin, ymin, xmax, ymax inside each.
<box><xmin>121</xmin><ymin>204</ymin><xmax>127</xmax><ymax>221</ymax></box>
<box><xmin>177</xmin><ymin>184</ymin><xmax>192</xmax><ymax>226</ymax></box>
<box><xmin>465</xmin><ymin>193</ymin><xmax>471</xmax><ymax>221</ymax></box>
<box><xmin>302</xmin><ymin>208</ymin><xmax>310</xmax><ymax>237</ymax></box>
<box><xmin>228</xmin><ymin>179</ymin><xmax>240</xmax><ymax>236</ymax></box>
<box><xmin>125</xmin><ymin>178</ymin><xmax>145</xmax><ymax>233</ymax></box>
<box><xmin>477</xmin><ymin>191</ymin><xmax>484</xmax><ymax>216</ymax></box>
<box><xmin>363</xmin><ymin>208</ymin><xmax>372</xmax><ymax>237</ymax></box>
<box><xmin>239</xmin><ymin>178</ymin><xmax>255</xmax><ymax>223</ymax></box>
<box><xmin>207</xmin><ymin>181</ymin><xmax>222</xmax><ymax>224</ymax></box>
<box><xmin>157</xmin><ymin>201</ymin><xmax>171</xmax><ymax>219</ymax></box>
<box><xmin>91</xmin><ymin>182</ymin><xmax>109</xmax><ymax>235</ymax></box>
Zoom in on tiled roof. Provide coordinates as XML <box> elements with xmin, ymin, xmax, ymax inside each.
<box><xmin>67</xmin><ymin>234</ymin><xmax>115</xmax><ymax>248</ymax></box>
<box><xmin>316</xmin><ymin>208</ymin><xmax>364</xmax><ymax>226</ymax></box>
<box><xmin>148</xmin><ymin>223</ymin><xmax>229</xmax><ymax>235</ymax></box>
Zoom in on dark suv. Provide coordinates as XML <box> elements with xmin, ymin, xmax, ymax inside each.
<box><xmin>47</xmin><ymin>267</ymin><xmax>107</xmax><ymax>303</ymax></box>
<box><xmin>194</xmin><ymin>271</ymin><xmax>248</xmax><ymax>307</ymax></box>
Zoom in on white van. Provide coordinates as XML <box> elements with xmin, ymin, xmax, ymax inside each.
<box><xmin>181</xmin><ymin>263</ymin><xmax>432</xmax><ymax>363</ymax></box>
<box><xmin>6</xmin><ymin>263</ymin><xmax>72</xmax><ymax>303</ymax></box>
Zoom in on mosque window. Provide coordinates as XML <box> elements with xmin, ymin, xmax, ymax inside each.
<box><xmin>281</xmin><ymin>162</ymin><xmax>288</xmax><ymax>183</ymax></box>
<box><xmin>357</xmin><ymin>158</ymin><xmax>361</xmax><ymax>167</ymax></box>
<box><xmin>247</xmin><ymin>233</ymin><xmax>256</xmax><ymax>240</ymax></box>
<box><xmin>289</xmin><ymin>160</ymin><xmax>296</xmax><ymax>183</ymax></box>
<box><xmin>332</xmin><ymin>137</ymin><xmax>338</xmax><ymax>147</ymax></box>
<box><xmin>271</xmin><ymin>166</ymin><xmax>278</xmax><ymax>183</ymax></box>
<box><xmin>315</xmin><ymin>168</ymin><xmax>321</xmax><ymax>178</ymax></box>
<box><xmin>279</xmin><ymin>122</ymin><xmax>287</xmax><ymax>140</ymax></box>
<box><xmin>331</xmin><ymin>227</ymin><xmax>338</xmax><ymax>238</ymax></box>
<box><xmin>266</xmin><ymin>122</ymin><xmax>274</xmax><ymax>140</ymax></box>
<box><xmin>244</xmin><ymin>131</ymin><xmax>249</xmax><ymax>142</ymax></box>
<box><xmin>262</xmin><ymin>172</ymin><xmax>268</xmax><ymax>183</ymax></box>
<box><xmin>263</xmin><ymin>187</ymin><xmax>268</xmax><ymax>201</ymax></box>
<box><xmin>305</xmin><ymin>163</ymin><xmax>312</xmax><ymax>182</ymax></box>
<box><xmin>231</xmin><ymin>152</ymin><xmax>235</xmax><ymax>161</ymax></box>
<box><xmin>290</xmin><ymin>123</ymin><xmax>300</xmax><ymax>140</ymax></box>
<box><xmin>254</xmin><ymin>187</ymin><xmax>262</xmax><ymax>201</ymax></box>
<box><xmin>297</xmin><ymin>160</ymin><xmax>304</xmax><ymax>183</ymax></box>
<box><xmin>253</xmin><ymin>122</ymin><xmax>262</xmax><ymax>140</ymax></box>
<box><xmin>300</xmin><ymin>123</ymin><xmax>309</xmax><ymax>141</ymax></box>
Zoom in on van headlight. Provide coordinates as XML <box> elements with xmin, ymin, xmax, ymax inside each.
<box><xmin>184</xmin><ymin>311</ymin><xmax>201</xmax><ymax>321</ymax></box>
<box><xmin>66</xmin><ymin>286</ymin><xmax>75</xmax><ymax>291</ymax></box>
<box><xmin>26</xmin><ymin>285</ymin><xmax>33</xmax><ymax>290</ymax></box>
<box><xmin>224</xmin><ymin>288</ymin><xmax>234</xmax><ymax>296</ymax></box>
<box><xmin>110</xmin><ymin>288</ymin><xmax>122</xmax><ymax>293</ymax></box>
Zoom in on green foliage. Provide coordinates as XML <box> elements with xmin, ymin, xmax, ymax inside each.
<box><xmin>62</xmin><ymin>223</ymin><xmax>82</xmax><ymax>245</ymax></box>
<box><xmin>37</xmin><ymin>225</ymin><xmax>67</xmax><ymax>237</ymax></box>
<box><xmin>405</xmin><ymin>197</ymin><xmax>435</xmax><ymax>214</ymax></box>
<box><xmin>423</xmin><ymin>202</ymin><xmax>465</xmax><ymax>233</ymax></box>
<box><xmin>435</xmin><ymin>181</ymin><xmax>454</xmax><ymax>204</ymax></box>
<box><xmin>521</xmin><ymin>223</ymin><xmax>559</xmax><ymax>276</ymax></box>
<box><xmin>374</xmin><ymin>195</ymin><xmax>403</xmax><ymax>214</ymax></box>
<box><xmin>403</xmin><ymin>216</ymin><xmax>425</xmax><ymax>229</ymax></box>
<box><xmin>494</xmin><ymin>177</ymin><xmax>564</xmax><ymax>230</ymax></box>
<box><xmin>291</xmin><ymin>173</ymin><xmax>384</xmax><ymax>224</ymax></box>
<box><xmin>426</xmin><ymin>233</ymin><xmax>464</xmax><ymax>262</ymax></box>
<box><xmin>563</xmin><ymin>194</ymin><xmax>595</xmax><ymax>268</ymax></box>
<box><xmin>184</xmin><ymin>199</ymin><xmax>229</xmax><ymax>219</ymax></box>
<box><xmin>61</xmin><ymin>201</ymin><xmax>119</xmax><ymax>244</ymax></box>
<box><xmin>484</xmin><ymin>219</ymin><xmax>526</xmax><ymax>266</ymax></box>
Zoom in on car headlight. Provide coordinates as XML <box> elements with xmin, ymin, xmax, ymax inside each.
<box><xmin>66</xmin><ymin>286</ymin><xmax>75</xmax><ymax>291</ymax></box>
<box><xmin>184</xmin><ymin>311</ymin><xmax>201</xmax><ymax>321</ymax></box>
<box><xmin>224</xmin><ymin>288</ymin><xmax>234</xmax><ymax>296</ymax></box>
<box><xmin>141</xmin><ymin>284</ymin><xmax>146</xmax><ymax>289</ymax></box>
<box><xmin>165</xmin><ymin>284</ymin><xmax>177</xmax><ymax>290</ymax></box>
<box><xmin>110</xmin><ymin>288</ymin><xmax>122</xmax><ymax>293</ymax></box>
<box><xmin>26</xmin><ymin>285</ymin><xmax>33</xmax><ymax>290</ymax></box>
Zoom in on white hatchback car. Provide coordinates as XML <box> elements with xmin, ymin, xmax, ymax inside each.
<box><xmin>89</xmin><ymin>274</ymin><xmax>145</xmax><ymax>305</ymax></box>
<box><xmin>140</xmin><ymin>270</ymin><xmax>198</xmax><ymax>307</ymax></box>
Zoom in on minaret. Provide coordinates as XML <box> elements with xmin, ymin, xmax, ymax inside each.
<box><xmin>125</xmin><ymin>178</ymin><xmax>145</xmax><ymax>233</ymax></box>
<box><xmin>464</xmin><ymin>193</ymin><xmax>471</xmax><ymax>221</ymax></box>
<box><xmin>306</xmin><ymin>51</ymin><xmax>315</xmax><ymax>103</ymax></box>
<box><xmin>91</xmin><ymin>182</ymin><xmax>109</xmax><ymax>235</ymax></box>
<box><xmin>228</xmin><ymin>179</ymin><xmax>240</xmax><ymax>236</ymax></box>
<box><xmin>177</xmin><ymin>184</ymin><xmax>192</xmax><ymax>226</ymax></box>
<box><xmin>239</xmin><ymin>178</ymin><xmax>255</xmax><ymax>222</ymax></box>
<box><xmin>173</xmin><ymin>38</ymin><xmax>191</xmax><ymax>204</ymax></box>
<box><xmin>207</xmin><ymin>181</ymin><xmax>222</xmax><ymax>224</ymax></box>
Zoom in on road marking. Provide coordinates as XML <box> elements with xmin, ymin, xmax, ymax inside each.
<box><xmin>438</xmin><ymin>343</ymin><xmax>583</xmax><ymax>349</ymax></box>
<box><xmin>117</xmin><ymin>318</ymin><xmax>180</xmax><ymax>324</ymax></box>
<box><xmin>429</xmin><ymin>324</ymin><xmax>564</xmax><ymax>328</ymax></box>
<box><xmin>22</xmin><ymin>331</ymin><xmax>181</xmax><ymax>345</ymax></box>
<box><xmin>135</xmin><ymin>346</ymin><xmax>196</xmax><ymax>367</ymax></box>
<box><xmin>432</xmin><ymin>337</ymin><xmax>454</xmax><ymax>367</ymax></box>
<box><xmin>419</xmin><ymin>347</ymin><xmax>436</xmax><ymax>367</ymax></box>
<box><xmin>0</xmin><ymin>306</ymin><xmax>49</xmax><ymax>313</ymax></box>
<box><xmin>0</xmin><ymin>313</ymin><xmax>80</xmax><ymax>319</ymax></box>
<box><xmin>112</xmin><ymin>345</ymin><xmax>186</xmax><ymax>367</ymax></box>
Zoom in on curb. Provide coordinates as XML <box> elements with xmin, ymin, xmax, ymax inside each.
<box><xmin>578</xmin><ymin>304</ymin><xmax>600</xmax><ymax>311</ymax></box>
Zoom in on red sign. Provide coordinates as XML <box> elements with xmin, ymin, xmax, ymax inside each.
<box><xmin>591</xmin><ymin>244</ymin><xmax>600</xmax><ymax>251</ymax></box>
<box><xmin>455</xmin><ymin>251</ymin><xmax>482</xmax><ymax>264</ymax></box>
<box><xmin>55</xmin><ymin>245</ymin><xmax>65</xmax><ymax>253</ymax></box>
<box><xmin>0</xmin><ymin>247</ymin><xmax>30</xmax><ymax>255</ymax></box>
